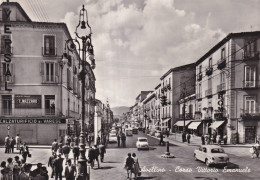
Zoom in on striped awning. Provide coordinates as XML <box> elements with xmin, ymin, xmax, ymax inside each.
<box><xmin>174</xmin><ymin>120</ymin><xmax>193</xmax><ymax>127</ymax></box>
<box><xmin>188</xmin><ymin>121</ymin><xmax>202</xmax><ymax>129</ymax></box>
<box><xmin>210</xmin><ymin>121</ymin><xmax>225</xmax><ymax>129</ymax></box>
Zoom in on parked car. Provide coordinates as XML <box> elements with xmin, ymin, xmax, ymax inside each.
<box><xmin>126</xmin><ymin>128</ymin><xmax>133</xmax><ymax>136</ymax></box>
<box><xmin>110</xmin><ymin>129</ymin><xmax>117</xmax><ymax>134</ymax></box>
<box><xmin>136</xmin><ymin>137</ymin><xmax>149</xmax><ymax>150</ymax></box>
<box><xmin>108</xmin><ymin>133</ymin><xmax>117</xmax><ymax>143</ymax></box>
<box><xmin>154</xmin><ymin>131</ymin><xmax>165</xmax><ymax>138</ymax></box>
<box><xmin>194</xmin><ymin>145</ymin><xmax>229</xmax><ymax>167</ymax></box>
<box><xmin>133</xmin><ymin>128</ymin><xmax>138</xmax><ymax>134</ymax></box>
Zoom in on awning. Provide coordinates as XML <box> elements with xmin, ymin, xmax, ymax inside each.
<box><xmin>188</xmin><ymin>121</ymin><xmax>202</xmax><ymax>129</ymax></box>
<box><xmin>174</xmin><ymin>120</ymin><xmax>193</xmax><ymax>127</ymax></box>
<box><xmin>210</xmin><ymin>121</ymin><xmax>225</xmax><ymax>129</ymax></box>
<box><xmin>161</xmin><ymin>118</ymin><xmax>171</xmax><ymax>124</ymax></box>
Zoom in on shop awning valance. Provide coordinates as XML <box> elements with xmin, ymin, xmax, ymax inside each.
<box><xmin>210</xmin><ymin>121</ymin><xmax>225</xmax><ymax>129</ymax></box>
<box><xmin>174</xmin><ymin>120</ymin><xmax>193</xmax><ymax>127</ymax></box>
<box><xmin>188</xmin><ymin>121</ymin><xmax>202</xmax><ymax>129</ymax></box>
<box><xmin>161</xmin><ymin>118</ymin><xmax>171</xmax><ymax>124</ymax></box>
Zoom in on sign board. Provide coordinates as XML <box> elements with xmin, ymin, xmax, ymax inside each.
<box><xmin>15</xmin><ymin>95</ymin><xmax>42</xmax><ymax>108</ymax></box>
<box><xmin>0</xmin><ymin>118</ymin><xmax>66</xmax><ymax>124</ymax></box>
<box><xmin>66</xmin><ymin>119</ymin><xmax>75</xmax><ymax>125</ymax></box>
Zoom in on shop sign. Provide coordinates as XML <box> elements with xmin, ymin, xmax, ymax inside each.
<box><xmin>66</xmin><ymin>119</ymin><xmax>75</xmax><ymax>125</ymax></box>
<box><xmin>215</xmin><ymin>93</ymin><xmax>225</xmax><ymax>119</ymax></box>
<box><xmin>15</xmin><ymin>95</ymin><xmax>42</xmax><ymax>108</ymax></box>
<box><xmin>0</xmin><ymin>118</ymin><xmax>66</xmax><ymax>124</ymax></box>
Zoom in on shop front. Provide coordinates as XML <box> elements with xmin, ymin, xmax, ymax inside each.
<box><xmin>188</xmin><ymin>121</ymin><xmax>202</xmax><ymax>136</ymax></box>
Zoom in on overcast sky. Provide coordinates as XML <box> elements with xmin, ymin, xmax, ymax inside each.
<box><xmin>6</xmin><ymin>0</ymin><xmax>260</xmax><ymax>108</ymax></box>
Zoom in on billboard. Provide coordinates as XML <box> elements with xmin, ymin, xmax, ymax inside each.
<box><xmin>15</xmin><ymin>95</ymin><xmax>42</xmax><ymax>108</ymax></box>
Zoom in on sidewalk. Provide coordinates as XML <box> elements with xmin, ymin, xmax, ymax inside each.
<box><xmin>149</xmin><ymin>132</ymin><xmax>252</xmax><ymax>148</ymax></box>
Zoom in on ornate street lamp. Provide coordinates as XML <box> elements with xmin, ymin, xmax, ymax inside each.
<box><xmin>63</xmin><ymin>5</ymin><xmax>95</xmax><ymax>179</ymax></box>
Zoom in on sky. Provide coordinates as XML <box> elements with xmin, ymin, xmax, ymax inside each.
<box><xmin>5</xmin><ymin>0</ymin><xmax>260</xmax><ymax>108</ymax></box>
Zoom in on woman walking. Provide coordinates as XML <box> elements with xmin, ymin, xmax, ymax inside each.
<box><xmin>132</xmin><ymin>153</ymin><xmax>141</xmax><ymax>179</ymax></box>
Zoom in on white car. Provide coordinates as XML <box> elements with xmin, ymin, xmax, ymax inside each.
<box><xmin>136</xmin><ymin>137</ymin><xmax>149</xmax><ymax>150</ymax></box>
<box><xmin>194</xmin><ymin>145</ymin><xmax>229</xmax><ymax>167</ymax></box>
<box><xmin>108</xmin><ymin>133</ymin><xmax>117</xmax><ymax>143</ymax></box>
<box><xmin>154</xmin><ymin>131</ymin><xmax>165</xmax><ymax>138</ymax></box>
<box><xmin>110</xmin><ymin>129</ymin><xmax>117</xmax><ymax>134</ymax></box>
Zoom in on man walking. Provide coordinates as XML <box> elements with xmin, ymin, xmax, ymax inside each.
<box><xmin>53</xmin><ymin>154</ymin><xmax>64</xmax><ymax>180</ymax></box>
<box><xmin>5</xmin><ymin>135</ymin><xmax>10</xmax><ymax>153</ymax></box>
<box><xmin>159</xmin><ymin>132</ymin><xmax>164</xmax><ymax>145</ymax></box>
<box><xmin>99</xmin><ymin>144</ymin><xmax>106</xmax><ymax>162</ymax></box>
<box><xmin>72</xmin><ymin>144</ymin><xmax>80</xmax><ymax>164</ymax></box>
<box><xmin>10</xmin><ymin>137</ymin><xmax>15</xmax><ymax>153</ymax></box>
<box><xmin>121</xmin><ymin>133</ymin><xmax>126</xmax><ymax>148</ymax></box>
<box><xmin>15</xmin><ymin>134</ymin><xmax>21</xmax><ymax>150</ymax></box>
<box><xmin>52</xmin><ymin>139</ymin><xmax>59</xmax><ymax>153</ymax></box>
<box><xmin>93</xmin><ymin>145</ymin><xmax>100</xmax><ymax>168</ymax></box>
<box><xmin>201</xmin><ymin>134</ymin><xmax>205</xmax><ymax>145</ymax></box>
<box><xmin>186</xmin><ymin>133</ymin><xmax>191</xmax><ymax>144</ymax></box>
<box><xmin>96</xmin><ymin>135</ymin><xmax>101</xmax><ymax>146</ymax></box>
<box><xmin>65</xmin><ymin>159</ymin><xmax>77</xmax><ymax>180</ymax></box>
<box><xmin>63</xmin><ymin>143</ymin><xmax>71</xmax><ymax>164</ymax></box>
<box><xmin>117</xmin><ymin>134</ymin><xmax>121</xmax><ymax>147</ymax></box>
<box><xmin>48</xmin><ymin>152</ymin><xmax>57</xmax><ymax>178</ymax></box>
<box><xmin>125</xmin><ymin>153</ymin><xmax>135</xmax><ymax>179</ymax></box>
<box><xmin>88</xmin><ymin>146</ymin><xmax>95</xmax><ymax>169</ymax></box>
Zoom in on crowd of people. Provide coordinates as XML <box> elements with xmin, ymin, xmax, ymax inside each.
<box><xmin>200</xmin><ymin>133</ymin><xmax>227</xmax><ymax>145</ymax></box>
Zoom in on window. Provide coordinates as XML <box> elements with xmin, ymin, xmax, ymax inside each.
<box><xmin>245</xmin><ymin>40</ymin><xmax>257</xmax><ymax>57</ymax></box>
<box><xmin>199</xmin><ymin>65</ymin><xmax>202</xmax><ymax>73</ymax></box>
<box><xmin>244</xmin><ymin>66</ymin><xmax>256</xmax><ymax>87</ymax></box>
<box><xmin>40</xmin><ymin>62</ymin><xmax>58</xmax><ymax>83</ymax></box>
<box><xmin>2</xmin><ymin>95</ymin><xmax>12</xmax><ymax>115</ymax></box>
<box><xmin>45</xmin><ymin>95</ymin><xmax>55</xmax><ymax>115</ymax></box>
<box><xmin>245</xmin><ymin>96</ymin><xmax>256</xmax><ymax>113</ymax></box>
<box><xmin>221</xmin><ymin>48</ymin><xmax>225</xmax><ymax>60</ymax></box>
<box><xmin>208</xmin><ymin>78</ymin><xmax>212</xmax><ymax>89</ymax></box>
<box><xmin>43</xmin><ymin>35</ymin><xmax>56</xmax><ymax>56</ymax></box>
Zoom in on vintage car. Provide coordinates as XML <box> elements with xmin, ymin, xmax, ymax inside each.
<box><xmin>132</xmin><ymin>128</ymin><xmax>138</xmax><ymax>134</ymax></box>
<box><xmin>194</xmin><ymin>145</ymin><xmax>229</xmax><ymax>167</ymax></box>
<box><xmin>136</xmin><ymin>137</ymin><xmax>149</xmax><ymax>150</ymax></box>
<box><xmin>108</xmin><ymin>133</ymin><xmax>117</xmax><ymax>143</ymax></box>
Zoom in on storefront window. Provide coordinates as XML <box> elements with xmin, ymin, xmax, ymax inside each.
<box><xmin>2</xmin><ymin>95</ymin><xmax>12</xmax><ymax>115</ymax></box>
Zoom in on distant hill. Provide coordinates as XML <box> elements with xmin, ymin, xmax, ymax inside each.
<box><xmin>111</xmin><ymin>106</ymin><xmax>130</xmax><ymax>116</ymax></box>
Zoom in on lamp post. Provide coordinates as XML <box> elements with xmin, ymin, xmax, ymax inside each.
<box><xmin>63</xmin><ymin>5</ymin><xmax>95</xmax><ymax>179</ymax></box>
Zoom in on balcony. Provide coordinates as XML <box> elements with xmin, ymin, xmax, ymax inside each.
<box><xmin>205</xmin><ymin>67</ymin><xmax>213</xmax><ymax>76</ymax></box>
<box><xmin>205</xmin><ymin>88</ymin><xmax>212</xmax><ymax>97</ymax></box>
<box><xmin>196</xmin><ymin>93</ymin><xmax>202</xmax><ymax>100</ymax></box>
<box><xmin>217</xmin><ymin>59</ymin><xmax>226</xmax><ymax>70</ymax></box>
<box><xmin>217</xmin><ymin>83</ymin><xmax>226</xmax><ymax>93</ymax></box>
<box><xmin>240</xmin><ymin>109</ymin><xmax>260</xmax><ymax>120</ymax></box>
<box><xmin>194</xmin><ymin>111</ymin><xmax>202</xmax><ymax>119</ymax></box>
<box><xmin>243</xmin><ymin>51</ymin><xmax>259</xmax><ymax>61</ymax></box>
<box><xmin>197</xmin><ymin>73</ymin><xmax>202</xmax><ymax>81</ymax></box>
<box><xmin>243</xmin><ymin>80</ymin><xmax>256</xmax><ymax>88</ymax></box>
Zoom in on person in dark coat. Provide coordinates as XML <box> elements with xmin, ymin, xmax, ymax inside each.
<box><xmin>72</xmin><ymin>144</ymin><xmax>80</xmax><ymax>164</ymax></box>
<box><xmin>48</xmin><ymin>152</ymin><xmax>57</xmax><ymax>178</ymax></box>
<box><xmin>10</xmin><ymin>137</ymin><xmax>15</xmax><ymax>153</ymax></box>
<box><xmin>52</xmin><ymin>139</ymin><xmax>59</xmax><ymax>153</ymax></box>
<box><xmin>93</xmin><ymin>145</ymin><xmax>100</xmax><ymax>168</ymax></box>
<box><xmin>125</xmin><ymin>153</ymin><xmax>135</xmax><ymax>179</ymax></box>
<box><xmin>121</xmin><ymin>133</ymin><xmax>126</xmax><ymax>148</ymax></box>
<box><xmin>166</xmin><ymin>129</ymin><xmax>170</xmax><ymax>138</ymax></box>
<box><xmin>182</xmin><ymin>132</ymin><xmax>186</xmax><ymax>143</ymax></box>
<box><xmin>201</xmin><ymin>134</ymin><xmax>205</xmax><ymax>145</ymax></box>
<box><xmin>65</xmin><ymin>159</ymin><xmax>77</xmax><ymax>180</ymax></box>
<box><xmin>53</xmin><ymin>154</ymin><xmax>64</xmax><ymax>180</ymax></box>
<box><xmin>117</xmin><ymin>134</ymin><xmax>121</xmax><ymax>148</ymax></box>
<box><xmin>186</xmin><ymin>133</ymin><xmax>191</xmax><ymax>144</ymax></box>
<box><xmin>4</xmin><ymin>135</ymin><xmax>10</xmax><ymax>153</ymax></box>
<box><xmin>30</xmin><ymin>163</ymin><xmax>48</xmax><ymax>179</ymax></box>
<box><xmin>99</xmin><ymin>144</ymin><xmax>106</xmax><ymax>162</ymax></box>
<box><xmin>20</xmin><ymin>143</ymin><xmax>29</xmax><ymax>164</ymax></box>
<box><xmin>88</xmin><ymin>146</ymin><xmax>95</xmax><ymax>169</ymax></box>
<box><xmin>159</xmin><ymin>132</ymin><xmax>164</xmax><ymax>145</ymax></box>
<box><xmin>96</xmin><ymin>135</ymin><xmax>101</xmax><ymax>146</ymax></box>
<box><xmin>74</xmin><ymin>136</ymin><xmax>79</xmax><ymax>146</ymax></box>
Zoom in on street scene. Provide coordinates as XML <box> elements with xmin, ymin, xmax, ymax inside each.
<box><xmin>1</xmin><ymin>0</ymin><xmax>260</xmax><ymax>180</ymax></box>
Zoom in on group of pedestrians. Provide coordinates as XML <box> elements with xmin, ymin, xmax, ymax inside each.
<box><xmin>4</xmin><ymin>134</ymin><xmax>22</xmax><ymax>154</ymax></box>
<box><xmin>124</xmin><ymin>153</ymin><xmax>141</xmax><ymax>180</ymax></box>
<box><xmin>201</xmin><ymin>133</ymin><xmax>227</xmax><ymax>145</ymax></box>
<box><xmin>117</xmin><ymin>133</ymin><xmax>126</xmax><ymax>148</ymax></box>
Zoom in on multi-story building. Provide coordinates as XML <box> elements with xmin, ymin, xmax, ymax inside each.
<box><xmin>160</xmin><ymin>63</ymin><xmax>196</xmax><ymax>132</ymax></box>
<box><xmin>154</xmin><ymin>84</ymin><xmax>161</xmax><ymax>130</ymax></box>
<box><xmin>143</xmin><ymin>92</ymin><xmax>155</xmax><ymax>129</ymax></box>
<box><xmin>135</xmin><ymin>91</ymin><xmax>152</xmax><ymax>127</ymax></box>
<box><xmin>0</xmin><ymin>2</ymin><xmax>95</xmax><ymax>144</ymax></box>
<box><xmin>195</xmin><ymin>31</ymin><xmax>260</xmax><ymax>144</ymax></box>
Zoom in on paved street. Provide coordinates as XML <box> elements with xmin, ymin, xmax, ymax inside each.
<box><xmin>1</xmin><ymin>131</ymin><xmax>260</xmax><ymax>180</ymax></box>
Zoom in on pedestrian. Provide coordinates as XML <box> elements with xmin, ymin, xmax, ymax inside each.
<box><xmin>48</xmin><ymin>152</ymin><xmax>57</xmax><ymax>178</ymax></box>
<box><xmin>166</xmin><ymin>129</ymin><xmax>170</xmax><ymax>138</ymax></box>
<box><xmin>254</xmin><ymin>141</ymin><xmax>260</xmax><ymax>158</ymax></box>
<box><xmin>159</xmin><ymin>132</ymin><xmax>164</xmax><ymax>145</ymax></box>
<box><xmin>99</xmin><ymin>144</ymin><xmax>106</xmax><ymax>162</ymax></box>
<box><xmin>250</xmin><ymin>146</ymin><xmax>257</xmax><ymax>159</ymax></box>
<box><xmin>223</xmin><ymin>134</ymin><xmax>227</xmax><ymax>145</ymax></box>
<box><xmin>96</xmin><ymin>135</ymin><xmax>101</xmax><ymax>146</ymax></box>
<box><xmin>13</xmin><ymin>156</ymin><xmax>22</xmax><ymax>180</ymax></box>
<box><xmin>4</xmin><ymin>135</ymin><xmax>10</xmax><ymax>154</ymax></box>
<box><xmin>132</xmin><ymin>153</ymin><xmax>141</xmax><ymax>179</ymax></box>
<box><xmin>52</xmin><ymin>139</ymin><xmax>59</xmax><ymax>153</ymax></box>
<box><xmin>216</xmin><ymin>135</ymin><xmax>221</xmax><ymax>145</ymax></box>
<box><xmin>65</xmin><ymin>159</ymin><xmax>77</xmax><ymax>180</ymax></box>
<box><xmin>53</xmin><ymin>154</ymin><xmax>64</xmax><ymax>180</ymax></box>
<box><xmin>88</xmin><ymin>146</ymin><xmax>95</xmax><ymax>169</ymax></box>
<box><xmin>121</xmin><ymin>133</ymin><xmax>126</xmax><ymax>148</ymax></box>
<box><xmin>19</xmin><ymin>163</ymin><xmax>32</xmax><ymax>180</ymax></box>
<box><xmin>117</xmin><ymin>134</ymin><xmax>121</xmax><ymax>148</ymax></box>
<box><xmin>201</xmin><ymin>134</ymin><xmax>205</xmax><ymax>145</ymax></box>
<box><xmin>182</xmin><ymin>132</ymin><xmax>186</xmax><ymax>143</ymax></box>
<box><xmin>10</xmin><ymin>137</ymin><xmax>15</xmax><ymax>153</ymax></box>
<box><xmin>57</xmin><ymin>143</ymin><xmax>63</xmax><ymax>155</ymax></box>
<box><xmin>212</xmin><ymin>130</ymin><xmax>217</xmax><ymax>144</ymax></box>
<box><xmin>93</xmin><ymin>145</ymin><xmax>100</xmax><ymax>168</ymax></box>
<box><xmin>124</xmin><ymin>153</ymin><xmax>134</xmax><ymax>179</ymax></box>
<box><xmin>74</xmin><ymin>136</ymin><xmax>79</xmax><ymax>146</ymax></box>
<box><xmin>0</xmin><ymin>161</ymin><xmax>9</xmax><ymax>180</ymax></box>
<box><xmin>72</xmin><ymin>144</ymin><xmax>80</xmax><ymax>164</ymax></box>
<box><xmin>186</xmin><ymin>133</ymin><xmax>191</xmax><ymax>144</ymax></box>
<box><xmin>20</xmin><ymin>144</ymin><xmax>30</xmax><ymax>164</ymax></box>
<box><xmin>206</xmin><ymin>134</ymin><xmax>210</xmax><ymax>145</ymax></box>
<box><xmin>210</xmin><ymin>135</ymin><xmax>214</xmax><ymax>145</ymax></box>
<box><xmin>87</xmin><ymin>135</ymin><xmax>92</xmax><ymax>148</ymax></box>
<box><xmin>7</xmin><ymin>157</ymin><xmax>14</xmax><ymax>180</ymax></box>
<box><xmin>15</xmin><ymin>134</ymin><xmax>21</xmax><ymax>151</ymax></box>
<box><xmin>63</xmin><ymin>143</ymin><xmax>71</xmax><ymax>164</ymax></box>
<box><xmin>67</xmin><ymin>136</ymin><xmax>72</xmax><ymax>147</ymax></box>
<box><xmin>30</xmin><ymin>163</ymin><xmax>48</xmax><ymax>179</ymax></box>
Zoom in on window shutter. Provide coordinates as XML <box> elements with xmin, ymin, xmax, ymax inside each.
<box><xmin>40</xmin><ymin>62</ymin><xmax>45</xmax><ymax>83</ymax></box>
<box><xmin>55</xmin><ymin>63</ymin><xmax>59</xmax><ymax>83</ymax></box>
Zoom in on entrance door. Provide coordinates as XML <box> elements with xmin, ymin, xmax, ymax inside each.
<box><xmin>245</xmin><ymin>126</ymin><xmax>256</xmax><ymax>143</ymax></box>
